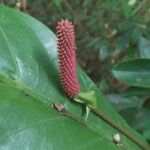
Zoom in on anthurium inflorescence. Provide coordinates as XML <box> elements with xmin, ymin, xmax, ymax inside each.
<box><xmin>56</xmin><ymin>19</ymin><xmax>80</xmax><ymax>98</ymax></box>
<box><xmin>56</xmin><ymin>20</ymin><xmax>150</xmax><ymax>150</ymax></box>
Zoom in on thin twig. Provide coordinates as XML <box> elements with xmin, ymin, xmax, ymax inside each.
<box><xmin>93</xmin><ymin>108</ymin><xmax>150</xmax><ymax>150</ymax></box>
<box><xmin>51</xmin><ymin>103</ymin><xmax>150</xmax><ymax>149</ymax></box>
<box><xmin>133</xmin><ymin>0</ymin><xmax>147</xmax><ymax>15</ymax></box>
<box><xmin>20</xmin><ymin>0</ymin><xmax>27</xmax><ymax>11</ymax></box>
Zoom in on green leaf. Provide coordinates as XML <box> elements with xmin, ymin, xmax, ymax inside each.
<box><xmin>128</xmin><ymin>0</ymin><xmax>136</xmax><ymax>6</ymax></box>
<box><xmin>124</xmin><ymin>86</ymin><xmax>150</xmax><ymax>97</ymax></box>
<box><xmin>112</xmin><ymin>59</ymin><xmax>150</xmax><ymax>88</ymax></box>
<box><xmin>139</xmin><ymin>37</ymin><xmax>150</xmax><ymax>58</ymax></box>
<box><xmin>106</xmin><ymin>94</ymin><xmax>144</xmax><ymax>130</ymax></box>
<box><xmin>122</xmin><ymin>2</ymin><xmax>133</xmax><ymax>17</ymax></box>
<box><xmin>141</xmin><ymin>102</ymin><xmax>150</xmax><ymax>140</ymax></box>
<box><xmin>0</xmin><ymin>5</ymin><xmax>149</xmax><ymax>149</ymax></box>
<box><xmin>52</xmin><ymin>0</ymin><xmax>62</xmax><ymax>7</ymax></box>
<box><xmin>106</xmin><ymin>94</ymin><xmax>142</xmax><ymax>111</ymax></box>
<box><xmin>143</xmin><ymin>119</ymin><xmax>150</xmax><ymax>141</ymax></box>
<box><xmin>99</xmin><ymin>40</ymin><xmax>109</xmax><ymax>60</ymax></box>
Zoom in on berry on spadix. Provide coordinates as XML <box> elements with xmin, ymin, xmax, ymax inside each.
<box><xmin>56</xmin><ymin>19</ymin><xmax>80</xmax><ymax>98</ymax></box>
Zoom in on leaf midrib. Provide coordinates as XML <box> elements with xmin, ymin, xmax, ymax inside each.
<box><xmin>0</xmin><ymin>75</ymin><xmax>113</xmax><ymax>142</ymax></box>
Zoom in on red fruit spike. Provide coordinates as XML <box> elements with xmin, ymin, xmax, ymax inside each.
<box><xmin>56</xmin><ymin>19</ymin><xmax>80</xmax><ymax>98</ymax></box>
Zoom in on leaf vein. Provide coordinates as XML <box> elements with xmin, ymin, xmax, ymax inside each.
<box><xmin>0</xmin><ymin>25</ymin><xmax>19</xmax><ymax>77</ymax></box>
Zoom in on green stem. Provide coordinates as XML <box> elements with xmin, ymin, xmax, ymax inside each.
<box><xmin>92</xmin><ymin>108</ymin><xmax>150</xmax><ymax>150</ymax></box>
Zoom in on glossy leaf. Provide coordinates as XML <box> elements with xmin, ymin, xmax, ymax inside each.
<box><xmin>106</xmin><ymin>94</ymin><xmax>142</xmax><ymax>111</ymax></box>
<box><xmin>0</xmin><ymin>5</ymin><xmax>149</xmax><ymax>150</ymax></box>
<box><xmin>112</xmin><ymin>59</ymin><xmax>150</xmax><ymax>88</ymax></box>
<box><xmin>106</xmin><ymin>94</ymin><xmax>148</xmax><ymax>132</ymax></box>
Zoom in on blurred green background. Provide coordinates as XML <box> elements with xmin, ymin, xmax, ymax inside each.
<box><xmin>1</xmin><ymin>0</ymin><xmax>149</xmax><ymax>88</ymax></box>
<box><xmin>1</xmin><ymin>0</ymin><xmax>150</xmax><ymax>142</ymax></box>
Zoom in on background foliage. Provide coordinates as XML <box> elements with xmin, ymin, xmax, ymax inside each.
<box><xmin>1</xmin><ymin>0</ymin><xmax>150</xmax><ymax>144</ymax></box>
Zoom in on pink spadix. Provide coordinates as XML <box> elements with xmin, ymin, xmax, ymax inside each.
<box><xmin>56</xmin><ymin>20</ymin><xmax>80</xmax><ymax>98</ymax></box>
